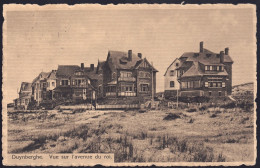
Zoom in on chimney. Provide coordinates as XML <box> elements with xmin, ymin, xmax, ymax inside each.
<box><xmin>90</xmin><ymin>64</ymin><xmax>94</xmax><ymax>71</ymax></box>
<box><xmin>220</xmin><ymin>51</ymin><xmax>224</xmax><ymax>63</ymax></box>
<box><xmin>138</xmin><ymin>53</ymin><xmax>142</xmax><ymax>59</ymax></box>
<box><xmin>128</xmin><ymin>50</ymin><xmax>132</xmax><ymax>61</ymax></box>
<box><xmin>225</xmin><ymin>47</ymin><xmax>229</xmax><ymax>55</ymax></box>
<box><xmin>81</xmin><ymin>63</ymin><xmax>84</xmax><ymax>70</ymax></box>
<box><xmin>200</xmin><ymin>41</ymin><xmax>204</xmax><ymax>53</ymax></box>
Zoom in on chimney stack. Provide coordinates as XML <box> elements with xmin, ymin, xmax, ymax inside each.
<box><xmin>90</xmin><ymin>64</ymin><xmax>94</xmax><ymax>71</ymax></box>
<box><xmin>81</xmin><ymin>63</ymin><xmax>84</xmax><ymax>70</ymax></box>
<box><xmin>200</xmin><ymin>41</ymin><xmax>204</xmax><ymax>53</ymax></box>
<box><xmin>138</xmin><ymin>53</ymin><xmax>142</xmax><ymax>59</ymax></box>
<box><xmin>128</xmin><ymin>50</ymin><xmax>132</xmax><ymax>61</ymax></box>
<box><xmin>220</xmin><ymin>51</ymin><xmax>224</xmax><ymax>63</ymax></box>
<box><xmin>225</xmin><ymin>47</ymin><xmax>229</xmax><ymax>55</ymax></box>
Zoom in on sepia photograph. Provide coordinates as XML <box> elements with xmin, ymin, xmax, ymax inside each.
<box><xmin>2</xmin><ymin>4</ymin><xmax>256</xmax><ymax>166</ymax></box>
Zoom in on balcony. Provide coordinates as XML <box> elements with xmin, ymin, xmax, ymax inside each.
<box><xmin>118</xmin><ymin>92</ymin><xmax>136</xmax><ymax>97</ymax></box>
<box><xmin>106</xmin><ymin>92</ymin><xmax>116</xmax><ymax>97</ymax></box>
<box><xmin>118</xmin><ymin>77</ymin><xmax>136</xmax><ymax>82</ymax></box>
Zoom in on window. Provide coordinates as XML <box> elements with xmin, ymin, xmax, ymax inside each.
<box><xmin>112</xmin><ymin>72</ymin><xmax>116</xmax><ymax>79</ymax></box>
<box><xmin>170</xmin><ymin>81</ymin><xmax>175</xmax><ymax>87</ymax></box>
<box><xmin>209</xmin><ymin>66</ymin><xmax>213</xmax><ymax>71</ymax></box>
<box><xmin>170</xmin><ymin>70</ymin><xmax>174</xmax><ymax>76</ymax></box>
<box><xmin>205</xmin><ymin>82</ymin><xmax>209</xmax><ymax>87</ymax></box>
<box><xmin>209</xmin><ymin>91</ymin><xmax>212</xmax><ymax>96</ymax></box>
<box><xmin>52</xmin><ymin>82</ymin><xmax>55</xmax><ymax>87</ymax></box>
<box><xmin>145</xmin><ymin>72</ymin><xmax>150</xmax><ymax>78</ymax></box>
<box><xmin>47</xmin><ymin>82</ymin><xmax>50</xmax><ymax>87</ymax></box>
<box><xmin>213</xmin><ymin>66</ymin><xmax>217</xmax><ymax>71</ymax></box>
<box><xmin>219</xmin><ymin>66</ymin><xmax>223</xmax><ymax>71</ymax></box>
<box><xmin>176</xmin><ymin>63</ymin><xmax>179</xmax><ymax>67</ymax></box>
<box><xmin>141</xmin><ymin>84</ymin><xmax>149</xmax><ymax>92</ymax></box>
<box><xmin>222</xmin><ymin>82</ymin><xmax>226</xmax><ymax>87</ymax></box>
<box><xmin>218</xmin><ymin>91</ymin><xmax>222</xmax><ymax>96</ymax></box>
<box><xmin>205</xmin><ymin>66</ymin><xmax>210</xmax><ymax>71</ymax></box>
<box><xmin>61</xmin><ymin>80</ymin><xmax>69</xmax><ymax>86</ymax></box>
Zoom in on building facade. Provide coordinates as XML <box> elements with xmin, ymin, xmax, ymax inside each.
<box><xmin>164</xmin><ymin>58</ymin><xmax>181</xmax><ymax>99</ymax></box>
<box><xmin>14</xmin><ymin>82</ymin><xmax>32</xmax><ymax>109</ymax></box>
<box><xmin>102</xmin><ymin>50</ymin><xmax>158</xmax><ymax>101</ymax></box>
<box><xmin>54</xmin><ymin>64</ymin><xmax>96</xmax><ymax>103</ymax></box>
<box><xmin>176</xmin><ymin>42</ymin><xmax>233</xmax><ymax>97</ymax></box>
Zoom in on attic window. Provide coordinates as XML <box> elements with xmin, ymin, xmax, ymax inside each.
<box><xmin>176</xmin><ymin>63</ymin><xmax>179</xmax><ymax>67</ymax></box>
<box><xmin>216</xmin><ymin>54</ymin><xmax>220</xmax><ymax>58</ymax></box>
<box><xmin>120</xmin><ymin>59</ymin><xmax>127</xmax><ymax>64</ymax></box>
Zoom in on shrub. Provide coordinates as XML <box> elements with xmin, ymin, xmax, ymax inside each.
<box><xmin>163</xmin><ymin>113</ymin><xmax>180</xmax><ymax>120</ymax></box>
<box><xmin>199</xmin><ymin>106</ymin><xmax>207</xmax><ymax>111</ymax></box>
<box><xmin>210</xmin><ymin>114</ymin><xmax>217</xmax><ymax>118</ymax></box>
<box><xmin>187</xmin><ymin>108</ymin><xmax>197</xmax><ymax>112</ymax></box>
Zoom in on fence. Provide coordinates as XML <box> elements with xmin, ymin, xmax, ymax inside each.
<box><xmin>96</xmin><ymin>104</ymin><xmax>139</xmax><ymax>110</ymax></box>
<box><xmin>60</xmin><ymin>104</ymin><xmax>94</xmax><ymax>110</ymax></box>
<box><xmin>168</xmin><ymin>101</ymin><xmax>203</xmax><ymax>109</ymax></box>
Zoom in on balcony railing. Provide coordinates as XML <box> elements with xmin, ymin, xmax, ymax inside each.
<box><xmin>118</xmin><ymin>92</ymin><xmax>136</xmax><ymax>97</ymax></box>
<box><xmin>106</xmin><ymin>92</ymin><xmax>117</xmax><ymax>97</ymax></box>
<box><xmin>118</xmin><ymin>77</ymin><xmax>136</xmax><ymax>82</ymax></box>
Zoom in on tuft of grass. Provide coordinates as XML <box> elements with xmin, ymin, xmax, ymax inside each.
<box><xmin>187</xmin><ymin>108</ymin><xmax>197</xmax><ymax>112</ymax></box>
<box><xmin>210</xmin><ymin>114</ymin><xmax>217</xmax><ymax>118</ymax></box>
<box><xmin>163</xmin><ymin>113</ymin><xmax>180</xmax><ymax>120</ymax></box>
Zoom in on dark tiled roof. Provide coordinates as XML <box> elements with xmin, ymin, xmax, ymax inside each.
<box><xmin>56</xmin><ymin>65</ymin><xmax>80</xmax><ymax>77</ymax></box>
<box><xmin>179</xmin><ymin>47</ymin><xmax>232</xmax><ymax>78</ymax></box>
<box><xmin>106</xmin><ymin>50</ymin><xmax>158</xmax><ymax>72</ymax></box>
<box><xmin>84</xmin><ymin>67</ymin><xmax>99</xmax><ymax>80</ymax></box>
<box><xmin>181</xmin><ymin>62</ymin><xmax>203</xmax><ymax>77</ymax></box>
<box><xmin>47</xmin><ymin>70</ymin><xmax>57</xmax><ymax>80</ymax></box>
<box><xmin>180</xmin><ymin>48</ymin><xmax>233</xmax><ymax>64</ymax></box>
<box><xmin>107</xmin><ymin>50</ymin><xmax>142</xmax><ymax>71</ymax></box>
<box><xmin>20</xmin><ymin>82</ymin><xmax>32</xmax><ymax>92</ymax></box>
<box><xmin>32</xmin><ymin>71</ymin><xmax>51</xmax><ymax>84</ymax></box>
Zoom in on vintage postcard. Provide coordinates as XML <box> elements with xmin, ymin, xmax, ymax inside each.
<box><xmin>2</xmin><ymin>4</ymin><xmax>257</xmax><ymax>166</ymax></box>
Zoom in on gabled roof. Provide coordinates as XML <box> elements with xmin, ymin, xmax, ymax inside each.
<box><xmin>180</xmin><ymin>48</ymin><xmax>233</xmax><ymax>64</ymax></box>
<box><xmin>107</xmin><ymin>50</ymin><xmax>142</xmax><ymax>71</ymax></box>
<box><xmin>164</xmin><ymin>58</ymin><xmax>179</xmax><ymax>76</ymax></box>
<box><xmin>106</xmin><ymin>50</ymin><xmax>158</xmax><ymax>72</ymax></box>
<box><xmin>20</xmin><ymin>82</ymin><xmax>32</xmax><ymax>92</ymax></box>
<box><xmin>96</xmin><ymin>60</ymin><xmax>105</xmax><ymax>72</ymax></box>
<box><xmin>134</xmin><ymin>58</ymin><xmax>158</xmax><ymax>72</ymax></box>
<box><xmin>47</xmin><ymin>70</ymin><xmax>57</xmax><ymax>80</ymax></box>
<box><xmin>181</xmin><ymin>62</ymin><xmax>203</xmax><ymax>77</ymax></box>
<box><xmin>181</xmin><ymin>61</ymin><xmax>228</xmax><ymax>77</ymax></box>
<box><xmin>32</xmin><ymin>71</ymin><xmax>51</xmax><ymax>84</ymax></box>
<box><xmin>178</xmin><ymin>46</ymin><xmax>232</xmax><ymax>78</ymax></box>
<box><xmin>56</xmin><ymin>65</ymin><xmax>80</xmax><ymax>77</ymax></box>
<box><xmin>84</xmin><ymin>67</ymin><xmax>99</xmax><ymax>80</ymax></box>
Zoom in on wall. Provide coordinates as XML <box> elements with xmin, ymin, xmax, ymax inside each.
<box><xmin>164</xmin><ymin>59</ymin><xmax>180</xmax><ymax>91</ymax></box>
<box><xmin>224</xmin><ymin>62</ymin><xmax>233</xmax><ymax>95</ymax></box>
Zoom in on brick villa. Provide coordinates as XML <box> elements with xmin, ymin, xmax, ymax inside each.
<box><xmin>164</xmin><ymin>42</ymin><xmax>233</xmax><ymax>97</ymax></box>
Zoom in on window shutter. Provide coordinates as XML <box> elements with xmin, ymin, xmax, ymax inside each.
<box><xmin>60</xmin><ymin>81</ymin><xmax>62</xmax><ymax>85</ymax></box>
<box><xmin>68</xmin><ymin>80</ymin><xmax>71</xmax><ymax>85</ymax></box>
<box><xmin>222</xmin><ymin>82</ymin><xmax>226</xmax><ymax>87</ymax></box>
<box><xmin>205</xmin><ymin>82</ymin><xmax>208</xmax><ymax>87</ymax></box>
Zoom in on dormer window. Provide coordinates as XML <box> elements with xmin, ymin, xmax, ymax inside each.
<box><xmin>170</xmin><ymin>70</ymin><xmax>174</xmax><ymax>76</ymax></box>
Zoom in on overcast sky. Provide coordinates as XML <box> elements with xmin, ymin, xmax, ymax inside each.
<box><xmin>4</xmin><ymin>5</ymin><xmax>256</xmax><ymax>103</ymax></box>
